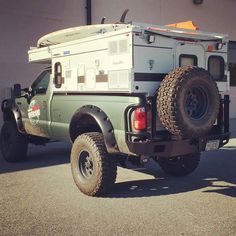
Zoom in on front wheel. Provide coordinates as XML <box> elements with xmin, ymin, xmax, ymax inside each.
<box><xmin>70</xmin><ymin>132</ymin><xmax>117</xmax><ymax>196</ymax></box>
<box><xmin>0</xmin><ymin>121</ymin><xmax>28</xmax><ymax>162</ymax></box>
<box><xmin>156</xmin><ymin>153</ymin><xmax>200</xmax><ymax>176</ymax></box>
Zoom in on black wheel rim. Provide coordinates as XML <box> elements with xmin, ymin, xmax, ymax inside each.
<box><xmin>166</xmin><ymin>156</ymin><xmax>182</xmax><ymax>166</ymax></box>
<box><xmin>185</xmin><ymin>86</ymin><xmax>209</xmax><ymax>120</ymax></box>
<box><xmin>78</xmin><ymin>151</ymin><xmax>94</xmax><ymax>179</ymax></box>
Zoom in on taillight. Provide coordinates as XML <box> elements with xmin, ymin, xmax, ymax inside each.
<box><xmin>133</xmin><ymin>107</ymin><xmax>146</xmax><ymax>130</ymax></box>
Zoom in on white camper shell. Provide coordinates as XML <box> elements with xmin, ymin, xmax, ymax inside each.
<box><xmin>28</xmin><ymin>22</ymin><xmax>229</xmax><ymax>95</ymax></box>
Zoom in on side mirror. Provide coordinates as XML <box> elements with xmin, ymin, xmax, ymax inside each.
<box><xmin>23</xmin><ymin>87</ymin><xmax>29</xmax><ymax>93</ymax></box>
<box><xmin>13</xmin><ymin>84</ymin><xmax>22</xmax><ymax>98</ymax></box>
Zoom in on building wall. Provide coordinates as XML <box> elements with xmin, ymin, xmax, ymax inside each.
<box><xmin>0</xmin><ymin>0</ymin><xmax>85</xmax><ymax>125</ymax></box>
<box><xmin>229</xmin><ymin>42</ymin><xmax>236</xmax><ymax>118</ymax></box>
<box><xmin>0</xmin><ymin>0</ymin><xmax>236</xmax><ymax>126</ymax></box>
<box><xmin>93</xmin><ymin>0</ymin><xmax>236</xmax><ymax>40</ymax></box>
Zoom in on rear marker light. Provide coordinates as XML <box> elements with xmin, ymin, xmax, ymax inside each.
<box><xmin>133</xmin><ymin>107</ymin><xmax>146</xmax><ymax>130</ymax></box>
<box><xmin>207</xmin><ymin>45</ymin><xmax>214</xmax><ymax>52</ymax></box>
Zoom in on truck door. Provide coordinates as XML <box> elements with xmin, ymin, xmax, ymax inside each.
<box><xmin>17</xmin><ymin>69</ymin><xmax>52</xmax><ymax>137</ymax></box>
<box><xmin>176</xmin><ymin>42</ymin><xmax>205</xmax><ymax>68</ymax></box>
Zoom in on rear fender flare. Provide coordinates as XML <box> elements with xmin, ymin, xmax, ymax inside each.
<box><xmin>69</xmin><ymin>105</ymin><xmax>119</xmax><ymax>154</ymax></box>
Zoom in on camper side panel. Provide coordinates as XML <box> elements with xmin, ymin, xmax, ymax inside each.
<box><xmin>50</xmin><ymin>31</ymin><xmax>133</xmax><ymax>93</ymax></box>
<box><xmin>132</xmin><ymin>34</ymin><xmax>175</xmax><ymax>96</ymax></box>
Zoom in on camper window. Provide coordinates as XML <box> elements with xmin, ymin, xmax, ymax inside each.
<box><xmin>179</xmin><ymin>54</ymin><xmax>198</xmax><ymax>67</ymax></box>
<box><xmin>208</xmin><ymin>56</ymin><xmax>225</xmax><ymax>81</ymax></box>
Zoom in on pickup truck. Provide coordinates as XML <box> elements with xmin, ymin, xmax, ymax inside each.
<box><xmin>0</xmin><ymin>21</ymin><xmax>231</xmax><ymax>196</ymax></box>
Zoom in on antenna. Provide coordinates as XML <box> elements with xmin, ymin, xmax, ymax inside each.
<box><xmin>101</xmin><ymin>16</ymin><xmax>106</xmax><ymax>24</ymax></box>
<box><xmin>120</xmin><ymin>9</ymin><xmax>129</xmax><ymax>23</ymax></box>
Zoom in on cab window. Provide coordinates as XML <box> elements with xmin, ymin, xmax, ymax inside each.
<box><xmin>179</xmin><ymin>54</ymin><xmax>198</xmax><ymax>67</ymax></box>
<box><xmin>31</xmin><ymin>70</ymin><xmax>50</xmax><ymax>95</ymax></box>
<box><xmin>208</xmin><ymin>56</ymin><xmax>225</xmax><ymax>81</ymax></box>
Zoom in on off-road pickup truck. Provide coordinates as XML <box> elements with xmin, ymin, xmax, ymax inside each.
<box><xmin>0</xmin><ymin>18</ymin><xmax>230</xmax><ymax>196</ymax></box>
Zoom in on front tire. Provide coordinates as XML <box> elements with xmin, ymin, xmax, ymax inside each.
<box><xmin>157</xmin><ymin>153</ymin><xmax>200</xmax><ymax>176</ymax></box>
<box><xmin>70</xmin><ymin>132</ymin><xmax>117</xmax><ymax>196</ymax></box>
<box><xmin>0</xmin><ymin>121</ymin><xmax>28</xmax><ymax>162</ymax></box>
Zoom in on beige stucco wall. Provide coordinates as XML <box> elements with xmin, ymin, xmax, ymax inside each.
<box><xmin>0</xmin><ymin>0</ymin><xmax>236</xmax><ymax>126</ymax></box>
<box><xmin>0</xmin><ymin>0</ymin><xmax>85</xmax><ymax>125</ymax></box>
<box><xmin>93</xmin><ymin>0</ymin><xmax>236</xmax><ymax>40</ymax></box>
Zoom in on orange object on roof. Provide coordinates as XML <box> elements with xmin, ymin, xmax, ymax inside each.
<box><xmin>166</xmin><ymin>21</ymin><xmax>199</xmax><ymax>30</ymax></box>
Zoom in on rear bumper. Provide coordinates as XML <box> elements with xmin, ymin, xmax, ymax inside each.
<box><xmin>124</xmin><ymin>94</ymin><xmax>230</xmax><ymax>157</ymax></box>
<box><xmin>126</xmin><ymin>132</ymin><xmax>230</xmax><ymax>157</ymax></box>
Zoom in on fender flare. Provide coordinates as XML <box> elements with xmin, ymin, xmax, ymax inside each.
<box><xmin>69</xmin><ymin>105</ymin><xmax>119</xmax><ymax>154</ymax></box>
<box><xmin>2</xmin><ymin>99</ymin><xmax>25</xmax><ymax>133</ymax></box>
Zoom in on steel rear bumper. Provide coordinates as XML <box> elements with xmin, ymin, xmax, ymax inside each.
<box><xmin>126</xmin><ymin>132</ymin><xmax>231</xmax><ymax>157</ymax></box>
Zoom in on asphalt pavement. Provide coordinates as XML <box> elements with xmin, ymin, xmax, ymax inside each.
<box><xmin>0</xmin><ymin>120</ymin><xmax>236</xmax><ymax>236</ymax></box>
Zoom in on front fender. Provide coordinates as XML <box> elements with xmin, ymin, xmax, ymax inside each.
<box><xmin>1</xmin><ymin>99</ymin><xmax>25</xmax><ymax>133</ymax></box>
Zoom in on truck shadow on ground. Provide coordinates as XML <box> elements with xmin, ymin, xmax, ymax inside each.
<box><xmin>0</xmin><ymin>143</ymin><xmax>235</xmax><ymax>199</ymax></box>
<box><xmin>0</xmin><ymin>143</ymin><xmax>71</xmax><ymax>174</ymax></box>
<box><xmin>107</xmin><ymin>148</ymin><xmax>236</xmax><ymax>199</ymax></box>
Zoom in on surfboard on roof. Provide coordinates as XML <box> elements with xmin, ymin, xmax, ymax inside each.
<box><xmin>37</xmin><ymin>23</ymin><xmax>129</xmax><ymax>48</ymax></box>
<box><xmin>37</xmin><ymin>22</ymin><xmax>226</xmax><ymax>49</ymax></box>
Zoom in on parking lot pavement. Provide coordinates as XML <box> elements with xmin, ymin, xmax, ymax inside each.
<box><xmin>0</xmin><ymin>121</ymin><xmax>236</xmax><ymax>236</ymax></box>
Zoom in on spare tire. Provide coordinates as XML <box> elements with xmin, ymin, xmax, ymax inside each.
<box><xmin>157</xmin><ymin>66</ymin><xmax>219</xmax><ymax>138</ymax></box>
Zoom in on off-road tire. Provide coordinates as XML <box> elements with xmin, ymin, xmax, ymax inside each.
<box><xmin>70</xmin><ymin>132</ymin><xmax>117</xmax><ymax>196</ymax></box>
<box><xmin>157</xmin><ymin>66</ymin><xmax>219</xmax><ymax>138</ymax></box>
<box><xmin>157</xmin><ymin>153</ymin><xmax>200</xmax><ymax>176</ymax></box>
<box><xmin>0</xmin><ymin>121</ymin><xmax>28</xmax><ymax>162</ymax></box>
